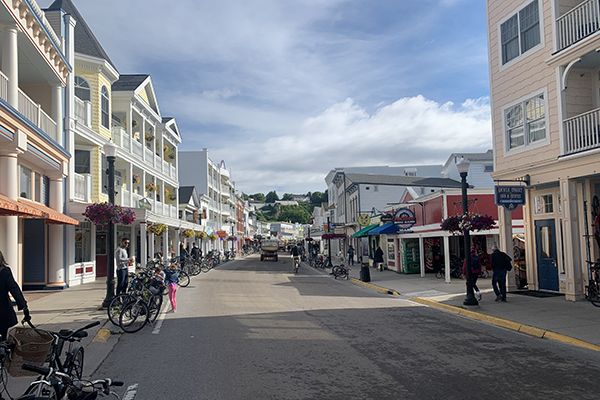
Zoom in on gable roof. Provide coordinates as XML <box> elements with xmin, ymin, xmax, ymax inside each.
<box><xmin>46</xmin><ymin>0</ymin><xmax>118</xmax><ymax>71</ymax></box>
<box><xmin>343</xmin><ymin>173</ymin><xmax>462</xmax><ymax>188</ymax></box>
<box><xmin>112</xmin><ymin>74</ymin><xmax>149</xmax><ymax>92</ymax></box>
<box><xmin>178</xmin><ymin>186</ymin><xmax>195</xmax><ymax>205</ymax></box>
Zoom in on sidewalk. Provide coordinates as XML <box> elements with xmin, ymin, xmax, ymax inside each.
<box><xmin>347</xmin><ymin>264</ymin><xmax>600</xmax><ymax>351</ymax></box>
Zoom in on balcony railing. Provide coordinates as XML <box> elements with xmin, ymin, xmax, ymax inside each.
<box><xmin>132</xmin><ymin>140</ymin><xmax>143</xmax><ymax>158</ymax></box>
<box><xmin>74</xmin><ymin>97</ymin><xmax>92</xmax><ymax>127</ymax></box>
<box><xmin>73</xmin><ymin>172</ymin><xmax>91</xmax><ymax>202</ymax></box>
<box><xmin>0</xmin><ymin>71</ymin><xmax>7</xmax><ymax>101</ymax></box>
<box><xmin>557</xmin><ymin>0</ymin><xmax>600</xmax><ymax>52</ymax></box>
<box><xmin>144</xmin><ymin>147</ymin><xmax>153</xmax><ymax>163</ymax></box>
<box><xmin>18</xmin><ymin>89</ymin><xmax>57</xmax><ymax>142</ymax></box>
<box><xmin>112</xmin><ymin>127</ymin><xmax>130</xmax><ymax>151</ymax></box>
<box><xmin>170</xmin><ymin>165</ymin><xmax>177</xmax><ymax>179</ymax></box>
<box><xmin>564</xmin><ymin>107</ymin><xmax>600</xmax><ymax>154</ymax></box>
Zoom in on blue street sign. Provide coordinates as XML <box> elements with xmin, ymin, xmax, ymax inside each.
<box><xmin>495</xmin><ymin>186</ymin><xmax>526</xmax><ymax>211</ymax></box>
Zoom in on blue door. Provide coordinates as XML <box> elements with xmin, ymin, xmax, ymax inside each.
<box><xmin>535</xmin><ymin>219</ymin><xmax>559</xmax><ymax>291</ymax></box>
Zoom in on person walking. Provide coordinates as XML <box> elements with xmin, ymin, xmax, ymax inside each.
<box><xmin>190</xmin><ymin>243</ymin><xmax>202</xmax><ymax>260</ymax></box>
<box><xmin>164</xmin><ymin>264</ymin><xmax>180</xmax><ymax>313</ymax></box>
<box><xmin>374</xmin><ymin>246</ymin><xmax>384</xmax><ymax>271</ymax></box>
<box><xmin>347</xmin><ymin>245</ymin><xmax>355</xmax><ymax>266</ymax></box>
<box><xmin>0</xmin><ymin>250</ymin><xmax>30</xmax><ymax>340</ymax></box>
<box><xmin>115</xmin><ymin>238</ymin><xmax>134</xmax><ymax>295</ymax></box>
<box><xmin>463</xmin><ymin>247</ymin><xmax>482</xmax><ymax>301</ymax></box>
<box><xmin>490</xmin><ymin>245</ymin><xmax>512</xmax><ymax>302</ymax></box>
<box><xmin>179</xmin><ymin>242</ymin><xmax>188</xmax><ymax>263</ymax></box>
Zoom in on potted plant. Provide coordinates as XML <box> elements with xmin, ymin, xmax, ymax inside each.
<box><xmin>195</xmin><ymin>231</ymin><xmax>207</xmax><ymax>240</ymax></box>
<box><xmin>145</xmin><ymin>132</ymin><xmax>155</xmax><ymax>142</ymax></box>
<box><xmin>147</xmin><ymin>223</ymin><xmax>167</xmax><ymax>235</ymax></box>
<box><xmin>181</xmin><ymin>229</ymin><xmax>194</xmax><ymax>238</ymax></box>
<box><xmin>208</xmin><ymin>233</ymin><xmax>218</xmax><ymax>241</ymax></box>
<box><xmin>132</xmin><ymin>174</ymin><xmax>140</xmax><ymax>185</ymax></box>
<box><xmin>168</xmin><ymin>193</ymin><xmax>177</xmax><ymax>201</ymax></box>
<box><xmin>146</xmin><ymin>183</ymin><xmax>157</xmax><ymax>192</ymax></box>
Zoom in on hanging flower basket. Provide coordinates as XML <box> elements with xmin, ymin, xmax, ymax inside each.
<box><xmin>167</xmin><ymin>153</ymin><xmax>175</xmax><ymax>160</ymax></box>
<box><xmin>146</xmin><ymin>183</ymin><xmax>157</xmax><ymax>192</ymax></box>
<box><xmin>145</xmin><ymin>132</ymin><xmax>155</xmax><ymax>142</ymax></box>
<box><xmin>227</xmin><ymin>235</ymin><xmax>238</xmax><ymax>241</ymax></box>
<box><xmin>181</xmin><ymin>229</ymin><xmax>194</xmax><ymax>238</ymax></box>
<box><xmin>132</xmin><ymin>173</ymin><xmax>140</xmax><ymax>184</ymax></box>
<box><xmin>195</xmin><ymin>231</ymin><xmax>207</xmax><ymax>240</ymax></box>
<box><xmin>322</xmin><ymin>233</ymin><xmax>346</xmax><ymax>240</ymax></box>
<box><xmin>168</xmin><ymin>194</ymin><xmax>177</xmax><ymax>201</ymax></box>
<box><xmin>163</xmin><ymin>145</ymin><xmax>168</xmax><ymax>153</ymax></box>
<box><xmin>208</xmin><ymin>233</ymin><xmax>218</xmax><ymax>241</ymax></box>
<box><xmin>82</xmin><ymin>203</ymin><xmax>135</xmax><ymax>226</ymax></box>
<box><xmin>440</xmin><ymin>213</ymin><xmax>496</xmax><ymax>234</ymax></box>
<box><xmin>147</xmin><ymin>223</ymin><xmax>167</xmax><ymax>235</ymax></box>
<box><xmin>132</xmin><ymin>120</ymin><xmax>139</xmax><ymax>129</ymax></box>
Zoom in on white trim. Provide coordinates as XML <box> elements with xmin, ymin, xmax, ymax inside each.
<box><xmin>498</xmin><ymin>0</ymin><xmax>545</xmax><ymax>72</ymax></box>
<box><xmin>501</xmin><ymin>86</ymin><xmax>550</xmax><ymax>156</ymax></box>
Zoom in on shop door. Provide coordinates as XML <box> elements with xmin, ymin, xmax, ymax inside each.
<box><xmin>535</xmin><ymin>219</ymin><xmax>559</xmax><ymax>291</ymax></box>
<box><xmin>96</xmin><ymin>233</ymin><xmax>107</xmax><ymax>277</ymax></box>
<box><xmin>22</xmin><ymin>219</ymin><xmax>45</xmax><ymax>288</ymax></box>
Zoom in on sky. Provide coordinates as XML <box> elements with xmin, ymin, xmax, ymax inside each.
<box><xmin>41</xmin><ymin>0</ymin><xmax>491</xmax><ymax>195</ymax></box>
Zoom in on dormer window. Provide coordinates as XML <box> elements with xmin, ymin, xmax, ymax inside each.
<box><xmin>74</xmin><ymin>76</ymin><xmax>90</xmax><ymax>101</ymax></box>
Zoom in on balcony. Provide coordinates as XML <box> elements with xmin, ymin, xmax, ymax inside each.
<box><xmin>557</xmin><ymin>0</ymin><xmax>600</xmax><ymax>52</ymax></box>
<box><xmin>18</xmin><ymin>89</ymin><xmax>57</xmax><ymax>142</ymax></box>
<box><xmin>132</xmin><ymin>139</ymin><xmax>143</xmax><ymax>158</ymax></box>
<box><xmin>144</xmin><ymin>147</ymin><xmax>153</xmax><ymax>163</ymax></box>
<box><xmin>73</xmin><ymin>173</ymin><xmax>91</xmax><ymax>202</ymax></box>
<box><xmin>74</xmin><ymin>97</ymin><xmax>92</xmax><ymax>127</ymax></box>
<box><xmin>564</xmin><ymin>108</ymin><xmax>600</xmax><ymax>154</ymax></box>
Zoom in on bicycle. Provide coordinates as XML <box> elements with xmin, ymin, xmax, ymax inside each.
<box><xmin>108</xmin><ymin>271</ymin><xmax>161</xmax><ymax>329</ymax></box>
<box><xmin>585</xmin><ymin>260</ymin><xmax>600</xmax><ymax>307</ymax></box>
<box><xmin>0</xmin><ymin>338</ymin><xmax>16</xmax><ymax>400</ymax></box>
<box><xmin>293</xmin><ymin>257</ymin><xmax>300</xmax><ymax>274</ymax></box>
<box><xmin>332</xmin><ymin>263</ymin><xmax>349</xmax><ymax>279</ymax></box>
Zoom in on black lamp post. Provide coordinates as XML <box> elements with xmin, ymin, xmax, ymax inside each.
<box><xmin>327</xmin><ymin>216</ymin><xmax>332</xmax><ymax>266</ymax></box>
<box><xmin>102</xmin><ymin>140</ymin><xmax>118</xmax><ymax>308</ymax></box>
<box><xmin>457</xmin><ymin>157</ymin><xmax>478</xmax><ymax>306</ymax></box>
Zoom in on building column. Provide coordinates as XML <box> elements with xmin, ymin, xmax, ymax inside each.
<box><xmin>419</xmin><ymin>237</ymin><xmax>425</xmax><ymax>277</ymax></box>
<box><xmin>499</xmin><ymin>206</ymin><xmax>515</xmax><ymax>291</ymax></box>
<box><xmin>47</xmin><ymin>177</ymin><xmax>66</xmax><ymax>288</ymax></box>
<box><xmin>0</xmin><ymin>150</ymin><xmax>19</xmax><ymax>282</ymax></box>
<box><xmin>149</xmin><ymin>232</ymin><xmax>154</xmax><ymax>260</ymax></box>
<box><xmin>140</xmin><ymin>221</ymin><xmax>147</xmax><ymax>269</ymax></box>
<box><xmin>163</xmin><ymin>228</ymin><xmax>169</xmax><ymax>260</ymax></box>
<box><xmin>175</xmin><ymin>228</ymin><xmax>181</xmax><ymax>258</ymax></box>
<box><xmin>443</xmin><ymin>235</ymin><xmax>451</xmax><ymax>283</ymax></box>
<box><xmin>1</xmin><ymin>23</ymin><xmax>18</xmax><ymax>108</ymax></box>
<box><xmin>562</xmin><ymin>178</ymin><xmax>584</xmax><ymax>301</ymax></box>
<box><xmin>51</xmin><ymin>84</ymin><xmax>63</xmax><ymax>145</ymax></box>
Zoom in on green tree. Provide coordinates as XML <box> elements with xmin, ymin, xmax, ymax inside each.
<box><xmin>310</xmin><ymin>191</ymin><xmax>328</xmax><ymax>206</ymax></box>
<box><xmin>250</xmin><ymin>193</ymin><xmax>265</xmax><ymax>201</ymax></box>
<box><xmin>282</xmin><ymin>193</ymin><xmax>294</xmax><ymax>201</ymax></box>
<box><xmin>242</xmin><ymin>193</ymin><xmax>249</xmax><ymax>201</ymax></box>
<box><xmin>265</xmin><ymin>191</ymin><xmax>279</xmax><ymax>203</ymax></box>
<box><xmin>279</xmin><ymin>205</ymin><xmax>311</xmax><ymax>224</ymax></box>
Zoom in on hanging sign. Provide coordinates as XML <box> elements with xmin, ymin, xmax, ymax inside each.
<box><xmin>393</xmin><ymin>208</ymin><xmax>417</xmax><ymax>230</ymax></box>
<box><xmin>358</xmin><ymin>214</ymin><xmax>371</xmax><ymax>226</ymax></box>
<box><xmin>138</xmin><ymin>198</ymin><xmax>152</xmax><ymax>211</ymax></box>
<box><xmin>495</xmin><ymin>186</ymin><xmax>526</xmax><ymax>211</ymax></box>
<box><xmin>380</xmin><ymin>214</ymin><xmax>394</xmax><ymax>224</ymax></box>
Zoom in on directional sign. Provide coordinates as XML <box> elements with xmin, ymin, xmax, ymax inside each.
<box><xmin>495</xmin><ymin>186</ymin><xmax>526</xmax><ymax>211</ymax></box>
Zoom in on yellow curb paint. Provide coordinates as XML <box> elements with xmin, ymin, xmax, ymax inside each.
<box><xmin>351</xmin><ymin>278</ymin><xmax>400</xmax><ymax>295</ymax></box>
<box><xmin>92</xmin><ymin>328</ymin><xmax>111</xmax><ymax>343</ymax></box>
<box><xmin>410</xmin><ymin>297</ymin><xmax>600</xmax><ymax>352</ymax></box>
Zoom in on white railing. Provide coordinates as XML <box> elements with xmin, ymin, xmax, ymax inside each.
<box><xmin>73</xmin><ymin>172</ymin><xmax>91</xmax><ymax>202</ymax></box>
<box><xmin>557</xmin><ymin>0</ymin><xmax>600</xmax><ymax>51</ymax></box>
<box><xmin>18</xmin><ymin>89</ymin><xmax>57</xmax><ymax>141</ymax></box>
<box><xmin>155</xmin><ymin>155</ymin><xmax>161</xmax><ymax>168</ymax></box>
<box><xmin>170</xmin><ymin>165</ymin><xmax>177</xmax><ymax>179</ymax></box>
<box><xmin>162</xmin><ymin>160</ymin><xmax>169</xmax><ymax>172</ymax></box>
<box><xmin>132</xmin><ymin>140</ymin><xmax>143</xmax><ymax>158</ymax></box>
<box><xmin>74</xmin><ymin>97</ymin><xmax>92</xmax><ymax>127</ymax></box>
<box><xmin>121</xmin><ymin>188</ymin><xmax>131</xmax><ymax>207</ymax></box>
<box><xmin>144</xmin><ymin>147</ymin><xmax>153</xmax><ymax>164</ymax></box>
<box><xmin>132</xmin><ymin>192</ymin><xmax>142</xmax><ymax>208</ymax></box>
<box><xmin>564</xmin><ymin>107</ymin><xmax>600</xmax><ymax>154</ymax></box>
<box><xmin>112</xmin><ymin>127</ymin><xmax>130</xmax><ymax>151</ymax></box>
<box><xmin>0</xmin><ymin>71</ymin><xmax>7</xmax><ymax>101</ymax></box>
<box><xmin>170</xmin><ymin>205</ymin><xmax>177</xmax><ymax>218</ymax></box>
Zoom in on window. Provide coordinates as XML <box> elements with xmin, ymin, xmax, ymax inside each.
<box><xmin>101</xmin><ymin>86</ymin><xmax>109</xmax><ymax>129</ymax></box>
<box><xmin>74</xmin><ymin>76</ymin><xmax>90</xmax><ymax>101</ymax></box>
<box><xmin>75</xmin><ymin>222</ymin><xmax>92</xmax><ymax>263</ymax></box>
<box><xmin>75</xmin><ymin>150</ymin><xmax>91</xmax><ymax>174</ymax></box>
<box><xmin>534</xmin><ymin>194</ymin><xmax>553</xmax><ymax>214</ymax></box>
<box><xmin>20</xmin><ymin>166</ymin><xmax>31</xmax><ymax>199</ymax></box>
<box><xmin>484</xmin><ymin>165</ymin><xmax>494</xmax><ymax>172</ymax></box>
<box><xmin>43</xmin><ymin>175</ymin><xmax>49</xmax><ymax>206</ymax></box>
<box><xmin>101</xmin><ymin>154</ymin><xmax>107</xmax><ymax>195</ymax></box>
<box><xmin>501</xmin><ymin>0</ymin><xmax>540</xmax><ymax>65</ymax></box>
<box><xmin>505</xmin><ymin>93</ymin><xmax>546</xmax><ymax>150</ymax></box>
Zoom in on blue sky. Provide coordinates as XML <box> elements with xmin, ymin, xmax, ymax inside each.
<box><xmin>42</xmin><ymin>0</ymin><xmax>491</xmax><ymax>195</ymax></box>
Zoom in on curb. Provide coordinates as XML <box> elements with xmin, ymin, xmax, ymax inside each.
<box><xmin>409</xmin><ymin>297</ymin><xmax>600</xmax><ymax>352</ymax></box>
<box><xmin>351</xmin><ymin>278</ymin><xmax>400</xmax><ymax>296</ymax></box>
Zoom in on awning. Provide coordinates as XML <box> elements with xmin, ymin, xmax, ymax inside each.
<box><xmin>18</xmin><ymin>198</ymin><xmax>79</xmax><ymax>225</ymax></box>
<box><xmin>0</xmin><ymin>194</ymin><xmax>44</xmax><ymax>217</ymax></box>
<box><xmin>352</xmin><ymin>224</ymin><xmax>379</xmax><ymax>238</ymax></box>
<box><xmin>368</xmin><ymin>223</ymin><xmax>400</xmax><ymax>235</ymax></box>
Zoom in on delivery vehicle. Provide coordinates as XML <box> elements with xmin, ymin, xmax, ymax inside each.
<box><xmin>261</xmin><ymin>240</ymin><xmax>279</xmax><ymax>261</ymax></box>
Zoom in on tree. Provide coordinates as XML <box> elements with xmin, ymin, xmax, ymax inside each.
<box><xmin>250</xmin><ymin>193</ymin><xmax>265</xmax><ymax>201</ymax></box>
<box><xmin>279</xmin><ymin>205</ymin><xmax>311</xmax><ymax>224</ymax></box>
<box><xmin>242</xmin><ymin>193</ymin><xmax>249</xmax><ymax>201</ymax></box>
<box><xmin>310</xmin><ymin>191</ymin><xmax>328</xmax><ymax>206</ymax></box>
<box><xmin>265</xmin><ymin>191</ymin><xmax>279</xmax><ymax>203</ymax></box>
<box><xmin>282</xmin><ymin>193</ymin><xmax>294</xmax><ymax>201</ymax></box>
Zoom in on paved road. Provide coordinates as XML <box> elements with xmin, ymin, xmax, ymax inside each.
<box><xmin>95</xmin><ymin>254</ymin><xmax>600</xmax><ymax>399</ymax></box>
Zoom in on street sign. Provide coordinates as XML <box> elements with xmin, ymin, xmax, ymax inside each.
<box><xmin>495</xmin><ymin>186</ymin><xmax>526</xmax><ymax>211</ymax></box>
<box><xmin>393</xmin><ymin>208</ymin><xmax>417</xmax><ymax>230</ymax></box>
<box><xmin>358</xmin><ymin>214</ymin><xmax>371</xmax><ymax>226</ymax></box>
<box><xmin>381</xmin><ymin>214</ymin><xmax>394</xmax><ymax>223</ymax></box>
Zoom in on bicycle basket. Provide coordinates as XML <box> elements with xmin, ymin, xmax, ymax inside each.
<box><xmin>6</xmin><ymin>327</ymin><xmax>53</xmax><ymax>377</ymax></box>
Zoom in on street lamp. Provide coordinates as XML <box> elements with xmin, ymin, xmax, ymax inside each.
<box><xmin>101</xmin><ymin>140</ymin><xmax>118</xmax><ymax>308</ymax></box>
<box><xmin>457</xmin><ymin>157</ymin><xmax>478</xmax><ymax>306</ymax></box>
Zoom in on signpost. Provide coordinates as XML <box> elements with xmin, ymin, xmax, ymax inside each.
<box><xmin>495</xmin><ymin>186</ymin><xmax>526</xmax><ymax>211</ymax></box>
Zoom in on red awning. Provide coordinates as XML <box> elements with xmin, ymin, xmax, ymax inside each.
<box><xmin>18</xmin><ymin>198</ymin><xmax>79</xmax><ymax>225</ymax></box>
<box><xmin>0</xmin><ymin>194</ymin><xmax>44</xmax><ymax>217</ymax></box>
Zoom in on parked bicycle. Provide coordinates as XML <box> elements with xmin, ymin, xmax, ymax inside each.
<box><xmin>585</xmin><ymin>260</ymin><xmax>600</xmax><ymax>307</ymax></box>
<box><xmin>332</xmin><ymin>263</ymin><xmax>349</xmax><ymax>279</ymax></box>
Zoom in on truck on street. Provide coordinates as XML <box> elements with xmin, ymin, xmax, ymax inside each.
<box><xmin>261</xmin><ymin>240</ymin><xmax>279</xmax><ymax>261</ymax></box>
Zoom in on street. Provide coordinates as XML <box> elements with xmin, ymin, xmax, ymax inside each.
<box><xmin>94</xmin><ymin>254</ymin><xmax>600</xmax><ymax>399</ymax></box>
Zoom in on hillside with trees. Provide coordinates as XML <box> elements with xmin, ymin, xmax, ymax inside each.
<box><xmin>248</xmin><ymin>190</ymin><xmax>327</xmax><ymax>224</ymax></box>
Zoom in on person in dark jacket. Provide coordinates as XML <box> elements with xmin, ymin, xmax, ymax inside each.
<box><xmin>463</xmin><ymin>247</ymin><xmax>482</xmax><ymax>301</ymax></box>
<box><xmin>490</xmin><ymin>245</ymin><xmax>512</xmax><ymax>302</ymax></box>
<box><xmin>374</xmin><ymin>246</ymin><xmax>384</xmax><ymax>271</ymax></box>
<box><xmin>0</xmin><ymin>250</ymin><xmax>30</xmax><ymax>340</ymax></box>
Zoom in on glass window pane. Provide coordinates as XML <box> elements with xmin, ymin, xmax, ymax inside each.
<box><xmin>529</xmin><ymin>120</ymin><xmax>546</xmax><ymax>142</ymax></box>
<box><xmin>43</xmin><ymin>175</ymin><xmax>49</xmax><ymax>206</ymax></box>
<box><xmin>20</xmin><ymin>166</ymin><xmax>31</xmax><ymax>199</ymax></box>
<box><xmin>75</xmin><ymin>222</ymin><xmax>92</xmax><ymax>263</ymax></box>
<box><xmin>539</xmin><ymin>226</ymin><xmax>555</xmax><ymax>259</ymax></box>
<box><xmin>509</xmin><ymin>127</ymin><xmax>525</xmax><ymax>148</ymax></box>
<box><xmin>501</xmin><ymin>15</ymin><xmax>519</xmax><ymax>64</ymax></box>
<box><xmin>35</xmin><ymin>173</ymin><xmax>41</xmax><ymax>202</ymax></box>
<box><xmin>75</xmin><ymin>150</ymin><xmax>91</xmax><ymax>174</ymax></box>
<box><xmin>101</xmin><ymin>86</ymin><xmax>109</xmax><ymax>128</ymax></box>
<box><xmin>506</xmin><ymin>104</ymin><xmax>523</xmax><ymax>129</ymax></box>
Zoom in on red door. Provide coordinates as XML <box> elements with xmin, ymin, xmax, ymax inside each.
<box><xmin>96</xmin><ymin>233</ymin><xmax>107</xmax><ymax>277</ymax></box>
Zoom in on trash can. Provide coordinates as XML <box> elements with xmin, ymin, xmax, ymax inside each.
<box><xmin>360</xmin><ymin>265</ymin><xmax>371</xmax><ymax>282</ymax></box>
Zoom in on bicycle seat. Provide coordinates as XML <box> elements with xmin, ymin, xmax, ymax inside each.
<box><xmin>57</xmin><ymin>329</ymin><xmax>88</xmax><ymax>339</ymax></box>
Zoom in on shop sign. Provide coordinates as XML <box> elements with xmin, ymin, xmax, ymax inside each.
<box><xmin>216</xmin><ymin>230</ymin><xmax>227</xmax><ymax>238</ymax></box>
<box><xmin>358</xmin><ymin>214</ymin><xmax>371</xmax><ymax>226</ymax></box>
<box><xmin>138</xmin><ymin>198</ymin><xmax>152</xmax><ymax>211</ymax></box>
<box><xmin>334</xmin><ymin>227</ymin><xmax>345</xmax><ymax>235</ymax></box>
<box><xmin>393</xmin><ymin>208</ymin><xmax>417</xmax><ymax>230</ymax></box>
<box><xmin>495</xmin><ymin>186</ymin><xmax>525</xmax><ymax>211</ymax></box>
<box><xmin>380</xmin><ymin>214</ymin><xmax>394</xmax><ymax>223</ymax></box>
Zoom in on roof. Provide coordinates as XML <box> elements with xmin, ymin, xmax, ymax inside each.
<box><xmin>47</xmin><ymin>0</ymin><xmax>118</xmax><ymax>71</ymax></box>
<box><xmin>178</xmin><ymin>186</ymin><xmax>195</xmax><ymax>205</ymax></box>
<box><xmin>112</xmin><ymin>75</ymin><xmax>149</xmax><ymax>91</ymax></box>
<box><xmin>441</xmin><ymin>150</ymin><xmax>494</xmax><ymax>172</ymax></box>
<box><xmin>344</xmin><ymin>173</ymin><xmax>462</xmax><ymax>188</ymax></box>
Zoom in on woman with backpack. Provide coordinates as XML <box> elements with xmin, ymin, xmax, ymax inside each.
<box><xmin>463</xmin><ymin>247</ymin><xmax>482</xmax><ymax>301</ymax></box>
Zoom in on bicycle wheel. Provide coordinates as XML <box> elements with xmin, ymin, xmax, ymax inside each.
<box><xmin>336</xmin><ymin>268</ymin><xmax>348</xmax><ymax>279</ymax></box>
<box><xmin>435</xmin><ymin>270</ymin><xmax>444</xmax><ymax>279</ymax></box>
<box><xmin>119</xmin><ymin>300</ymin><xmax>149</xmax><ymax>333</ymax></box>
<box><xmin>148</xmin><ymin>293</ymin><xmax>163</xmax><ymax>322</ymax></box>
<box><xmin>201</xmin><ymin>263</ymin><xmax>211</xmax><ymax>273</ymax></box>
<box><xmin>67</xmin><ymin>346</ymin><xmax>85</xmax><ymax>379</ymax></box>
<box><xmin>107</xmin><ymin>294</ymin><xmax>131</xmax><ymax>326</ymax></box>
<box><xmin>178</xmin><ymin>271</ymin><xmax>190</xmax><ymax>287</ymax></box>
<box><xmin>191</xmin><ymin>262</ymin><xmax>202</xmax><ymax>276</ymax></box>
<box><xmin>589</xmin><ymin>284</ymin><xmax>600</xmax><ymax>307</ymax></box>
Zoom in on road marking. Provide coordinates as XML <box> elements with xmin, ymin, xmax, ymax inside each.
<box><xmin>123</xmin><ymin>383</ymin><xmax>138</xmax><ymax>400</ymax></box>
<box><xmin>152</xmin><ymin>301</ymin><xmax>168</xmax><ymax>335</ymax></box>
<box><xmin>92</xmin><ymin>328</ymin><xmax>111</xmax><ymax>343</ymax></box>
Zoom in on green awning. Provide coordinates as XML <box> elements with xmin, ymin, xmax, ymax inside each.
<box><xmin>352</xmin><ymin>224</ymin><xmax>379</xmax><ymax>238</ymax></box>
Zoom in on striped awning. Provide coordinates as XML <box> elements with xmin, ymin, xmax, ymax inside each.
<box><xmin>18</xmin><ymin>198</ymin><xmax>79</xmax><ymax>225</ymax></box>
<box><xmin>0</xmin><ymin>194</ymin><xmax>44</xmax><ymax>217</ymax></box>
<box><xmin>352</xmin><ymin>223</ymin><xmax>379</xmax><ymax>238</ymax></box>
